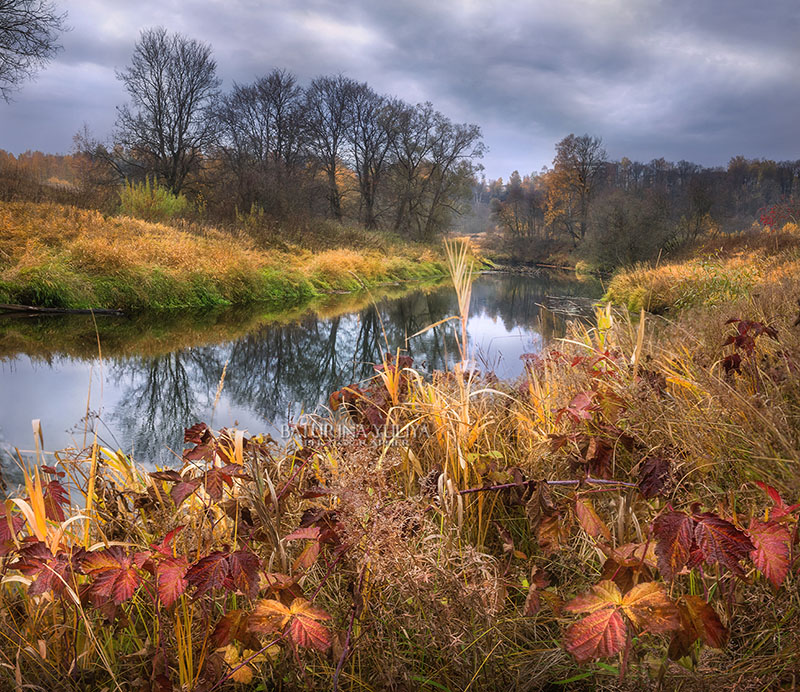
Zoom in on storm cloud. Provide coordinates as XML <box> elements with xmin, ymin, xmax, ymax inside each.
<box><xmin>1</xmin><ymin>0</ymin><xmax>798</xmax><ymax>178</ymax></box>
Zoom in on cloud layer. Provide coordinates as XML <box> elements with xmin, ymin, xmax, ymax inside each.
<box><xmin>1</xmin><ymin>0</ymin><xmax>798</xmax><ymax>178</ymax></box>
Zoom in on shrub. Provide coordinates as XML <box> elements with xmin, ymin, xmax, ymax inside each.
<box><xmin>118</xmin><ymin>177</ymin><xmax>188</xmax><ymax>223</ymax></box>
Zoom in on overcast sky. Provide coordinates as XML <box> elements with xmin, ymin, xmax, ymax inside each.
<box><xmin>1</xmin><ymin>0</ymin><xmax>798</xmax><ymax>179</ymax></box>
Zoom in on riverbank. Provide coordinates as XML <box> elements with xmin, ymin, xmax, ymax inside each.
<box><xmin>603</xmin><ymin>225</ymin><xmax>800</xmax><ymax>313</ymax></box>
<box><xmin>0</xmin><ymin>201</ymin><xmax>447</xmax><ymax>312</ymax></box>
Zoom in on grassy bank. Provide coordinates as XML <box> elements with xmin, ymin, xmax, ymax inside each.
<box><xmin>0</xmin><ymin>280</ymin><xmax>445</xmax><ymax>362</ymax></box>
<box><xmin>0</xmin><ymin>201</ymin><xmax>447</xmax><ymax>311</ymax></box>
<box><xmin>1</xmin><ymin>243</ymin><xmax>798</xmax><ymax>690</ymax></box>
<box><xmin>604</xmin><ymin>225</ymin><xmax>800</xmax><ymax>313</ymax></box>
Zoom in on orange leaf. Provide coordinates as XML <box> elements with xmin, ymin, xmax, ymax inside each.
<box><xmin>682</xmin><ymin>595</ymin><xmax>728</xmax><ymax>649</ymax></box>
<box><xmin>620</xmin><ymin>581</ymin><xmax>679</xmax><ymax>634</ymax></box>
<box><xmin>248</xmin><ymin>599</ymin><xmax>292</xmax><ymax>634</ymax></box>
<box><xmin>565</xmin><ymin>579</ymin><xmax>623</xmax><ymax>614</ymax></box>
<box><xmin>564</xmin><ymin>607</ymin><xmax>626</xmax><ymax>662</ymax></box>
<box><xmin>574</xmin><ymin>495</ymin><xmax>611</xmax><ymax>541</ymax></box>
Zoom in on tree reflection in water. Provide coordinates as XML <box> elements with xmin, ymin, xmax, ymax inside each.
<box><xmin>1</xmin><ymin>273</ymin><xmax>602</xmax><ymax>467</ymax></box>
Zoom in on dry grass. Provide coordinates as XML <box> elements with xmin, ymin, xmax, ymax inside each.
<box><xmin>0</xmin><ymin>201</ymin><xmax>446</xmax><ymax>310</ymax></box>
<box><xmin>0</xmin><ymin>231</ymin><xmax>798</xmax><ymax>690</ymax></box>
<box><xmin>604</xmin><ymin>225</ymin><xmax>800</xmax><ymax>313</ymax></box>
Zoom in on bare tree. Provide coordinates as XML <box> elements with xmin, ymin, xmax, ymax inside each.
<box><xmin>0</xmin><ymin>0</ymin><xmax>67</xmax><ymax>101</ymax></box>
<box><xmin>304</xmin><ymin>75</ymin><xmax>356</xmax><ymax>220</ymax></box>
<box><xmin>345</xmin><ymin>84</ymin><xmax>398</xmax><ymax>228</ymax></box>
<box><xmin>115</xmin><ymin>27</ymin><xmax>220</xmax><ymax>194</ymax></box>
<box><xmin>214</xmin><ymin>69</ymin><xmax>307</xmax><ymax>214</ymax></box>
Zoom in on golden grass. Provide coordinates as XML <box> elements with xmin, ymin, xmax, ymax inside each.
<box><xmin>0</xmin><ymin>201</ymin><xmax>447</xmax><ymax>310</ymax></box>
<box><xmin>604</xmin><ymin>226</ymin><xmax>800</xmax><ymax>313</ymax></box>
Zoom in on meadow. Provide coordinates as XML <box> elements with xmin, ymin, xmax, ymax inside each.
<box><xmin>0</xmin><ymin>201</ymin><xmax>446</xmax><ymax>312</ymax></box>
<box><xmin>0</xmin><ymin>238</ymin><xmax>798</xmax><ymax>691</ymax></box>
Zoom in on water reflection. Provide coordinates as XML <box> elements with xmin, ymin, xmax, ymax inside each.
<box><xmin>0</xmin><ymin>273</ymin><xmax>601</xmax><ymax>471</ymax></box>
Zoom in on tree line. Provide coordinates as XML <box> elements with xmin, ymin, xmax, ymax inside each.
<box><xmin>67</xmin><ymin>27</ymin><xmax>484</xmax><ymax>240</ymax></box>
<box><xmin>482</xmin><ymin>134</ymin><xmax>800</xmax><ymax>267</ymax></box>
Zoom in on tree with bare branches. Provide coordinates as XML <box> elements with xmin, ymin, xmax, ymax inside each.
<box><xmin>115</xmin><ymin>27</ymin><xmax>220</xmax><ymax>194</ymax></box>
<box><xmin>0</xmin><ymin>0</ymin><xmax>67</xmax><ymax>101</ymax></box>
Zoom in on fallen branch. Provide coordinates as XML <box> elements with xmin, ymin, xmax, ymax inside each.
<box><xmin>0</xmin><ymin>303</ymin><xmax>124</xmax><ymax>316</ymax></box>
<box><xmin>459</xmin><ymin>477</ymin><xmax>637</xmax><ymax>495</ymax></box>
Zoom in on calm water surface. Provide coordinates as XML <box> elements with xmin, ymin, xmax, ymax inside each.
<box><xmin>0</xmin><ymin>273</ymin><xmax>600</xmax><ymax>477</ymax></box>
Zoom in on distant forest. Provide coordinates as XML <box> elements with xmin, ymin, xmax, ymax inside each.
<box><xmin>1</xmin><ymin>26</ymin><xmax>798</xmax><ymax>269</ymax></box>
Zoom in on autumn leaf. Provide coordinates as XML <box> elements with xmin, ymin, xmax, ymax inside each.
<box><xmin>754</xmin><ymin>481</ymin><xmax>800</xmax><ymax>520</ymax></box>
<box><xmin>564</xmin><ymin>607</ymin><xmax>627</xmax><ymax>662</ymax></box>
<box><xmin>15</xmin><ymin>541</ymin><xmax>84</xmax><ymax>596</ymax></box>
<box><xmin>565</xmin><ymin>580</ymin><xmax>678</xmax><ymax>663</ymax></box>
<box><xmin>566</xmin><ymin>580</ymin><xmax>623</xmax><ymax>614</ymax></box>
<box><xmin>682</xmin><ymin>595</ymin><xmax>728</xmax><ymax>649</ymax></box>
<box><xmin>574</xmin><ymin>495</ymin><xmax>611</xmax><ymax>541</ymax></box>
<box><xmin>186</xmin><ymin>551</ymin><xmax>230</xmax><ymax>598</ymax></box>
<box><xmin>82</xmin><ymin>546</ymin><xmax>147</xmax><ymax>604</ymax></box>
<box><xmin>212</xmin><ymin>609</ymin><xmax>261</xmax><ymax>651</ymax></box>
<box><xmin>669</xmin><ymin>594</ymin><xmax>728</xmax><ymax>659</ymax></box>
<box><xmin>171</xmin><ymin>479</ymin><xmax>201</xmax><ymax>507</ymax></box>
<box><xmin>653</xmin><ymin>511</ymin><xmax>694</xmax><ymax>580</ymax></box>
<box><xmin>523</xmin><ymin>567</ymin><xmax>550</xmax><ymax>616</ymax></box>
<box><xmin>638</xmin><ymin>456</ymin><xmax>672</xmax><ymax>500</ymax></box>
<box><xmin>156</xmin><ymin>556</ymin><xmax>188</xmax><ymax>607</ymax></box>
<box><xmin>248</xmin><ymin>597</ymin><xmax>331</xmax><ymax>651</ymax></box>
<box><xmin>619</xmin><ymin>581</ymin><xmax>679</xmax><ymax>634</ymax></box>
<box><xmin>248</xmin><ymin>598</ymin><xmax>292</xmax><ymax>634</ymax></box>
<box><xmin>692</xmin><ymin>512</ymin><xmax>754</xmax><ymax>576</ymax></box>
<box><xmin>286</xmin><ymin>598</ymin><xmax>332</xmax><ymax>651</ymax></box>
<box><xmin>43</xmin><ymin>479</ymin><xmax>69</xmax><ymax>522</ymax></box>
<box><xmin>748</xmin><ymin>519</ymin><xmax>791</xmax><ymax>588</ymax></box>
<box><xmin>185</xmin><ymin>550</ymin><xmax>261</xmax><ymax>599</ymax></box>
<box><xmin>226</xmin><ymin>550</ymin><xmax>261</xmax><ymax>598</ymax></box>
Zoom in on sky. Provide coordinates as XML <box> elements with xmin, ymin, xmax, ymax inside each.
<box><xmin>1</xmin><ymin>0</ymin><xmax>798</xmax><ymax>180</ymax></box>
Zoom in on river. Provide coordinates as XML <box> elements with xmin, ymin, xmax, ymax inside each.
<box><xmin>0</xmin><ymin>272</ymin><xmax>601</xmax><ymax>480</ymax></box>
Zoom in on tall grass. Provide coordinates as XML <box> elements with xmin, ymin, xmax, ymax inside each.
<box><xmin>0</xmin><ymin>201</ymin><xmax>447</xmax><ymax>310</ymax></box>
<box><xmin>1</xmin><ymin>234</ymin><xmax>799</xmax><ymax>689</ymax></box>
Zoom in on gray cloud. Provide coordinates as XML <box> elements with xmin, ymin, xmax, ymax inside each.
<box><xmin>0</xmin><ymin>0</ymin><xmax>798</xmax><ymax>178</ymax></box>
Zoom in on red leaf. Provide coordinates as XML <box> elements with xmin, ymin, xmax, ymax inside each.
<box><xmin>149</xmin><ymin>470</ymin><xmax>182</xmax><ymax>483</ymax></box>
<box><xmin>692</xmin><ymin>512</ymin><xmax>754</xmax><ymax>576</ymax></box>
<box><xmin>564</xmin><ymin>607</ymin><xmax>626</xmax><ymax>662</ymax></box>
<box><xmin>653</xmin><ymin>511</ymin><xmax>694</xmax><ymax>580</ymax></box>
<box><xmin>152</xmin><ymin>525</ymin><xmax>185</xmax><ymax>557</ymax></box>
<box><xmin>82</xmin><ymin>546</ymin><xmax>144</xmax><ymax>604</ymax></box>
<box><xmin>682</xmin><ymin>594</ymin><xmax>728</xmax><ymax>649</ymax></box>
<box><xmin>16</xmin><ymin>541</ymin><xmax>84</xmax><ymax>596</ymax></box>
<box><xmin>748</xmin><ymin>519</ymin><xmax>791</xmax><ymax>588</ymax></box>
<box><xmin>638</xmin><ymin>456</ymin><xmax>672</xmax><ymax>500</ymax></box>
<box><xmin>284</xmin><ymin>527</ymin><xmax>322</xmax><ymax>541</ymax></box>
<box><xmin>171</xmin><ymin>479</ymin><xmax>201</xmax><ymax>507</ymax></box>
<box><xmin>43</xmin><ymin>480</ymin><xmax>69</xmax><ymax>522</ymax></box>
<box><xmin>225</xmin><ymin>550</ymin><xmax>261</xmax><ymax>598</ymax></box>
<box><xmin>156</xmin><ymin>556</ymin><xmax>188</xmax><ymax>607</ymax></box>
<box><xmin>574</xmin><ymin>495</ymin><xmax>611</xmax><ymax>541</ymax></box>
<box><xmin>184</xmin><ymin>422</ymin><xmax>210</xmax><ymax>444</ymax></box>
<box><xmin>286</xmin><ymin>598</ymin><xmax>332</xmax><ymax>651</ymax></box>
<box><xmin>186</xmin><ymin>551</ymin><xmax>230</xmax><ymax>598</ymax></box>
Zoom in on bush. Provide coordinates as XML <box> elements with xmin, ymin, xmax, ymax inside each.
<box><xmin>118</xmin><ymin>177</ymin><xmax>188</xmax><ymax>223</ymax></box>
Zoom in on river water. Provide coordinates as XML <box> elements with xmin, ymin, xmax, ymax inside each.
<box><xmin>0</xmin><ymin>272</ymin><xmax>601</xmax><ymax>478</ymax></box>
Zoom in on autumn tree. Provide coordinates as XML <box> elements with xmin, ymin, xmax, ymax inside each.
<box><xmin>344</xmin><ymin>84</ymin><xmax>398</xmax><ymax>229</ymax></box>
<box><xmin>0</xmin><ymin>0</ymin><xmax>66</xmax><ymax>101</ymax></box>
<box><xmin>547</xmin><ymin>134</ymin><xmax>607</xmax><ymax>244</ymax></box>
<box><xmin>115</xmin><ymin>27</ymin><xmax>220</xmax><ymax>194</ymax></box>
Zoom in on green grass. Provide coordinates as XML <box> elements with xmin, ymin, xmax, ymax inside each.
<box><xmin>0</xmin><ymin>201</ymin><xmax>448</xmax><ymax>312</ymax></box>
